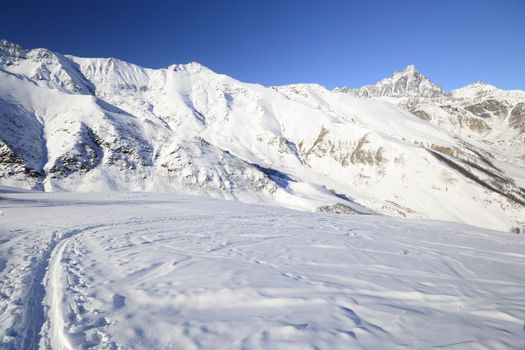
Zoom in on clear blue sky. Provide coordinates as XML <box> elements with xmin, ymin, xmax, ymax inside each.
<box><xmin>1</xmin><ymin>0</ymin><xmax>524</xmax><ymax>90</ymax></box>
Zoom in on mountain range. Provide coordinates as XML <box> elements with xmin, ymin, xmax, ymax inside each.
<box><xmin>0</xmin><ymin>39</ymin><xmax>523</xmax><ymax>232</ymax></box>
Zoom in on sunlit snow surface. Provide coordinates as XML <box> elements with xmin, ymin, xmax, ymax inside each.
<box><xmin>0</xmin><ymin>190</ymin><xmax>524</xmax><ymax>349</ymax></box>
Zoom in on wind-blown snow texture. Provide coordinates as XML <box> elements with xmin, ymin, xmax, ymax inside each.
<box><xmin>0</xmin><ymin>39</ymin><xmax>524</xmax><ymax>232</ymax></box>
<box><xmin>1</xmin><ymin>190</ymin><xmax>524</xmax><ymax>349</ymax></box>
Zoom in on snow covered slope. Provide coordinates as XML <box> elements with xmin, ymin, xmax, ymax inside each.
<box><xmin>1</xmin><ymin>191</ymin><xmax>524</xmax><ymax>349</ymax></box>
<box><xmin>0</xmin><ymin>39</ymin><xmax>524</xmax><ymax>231</ymax></box>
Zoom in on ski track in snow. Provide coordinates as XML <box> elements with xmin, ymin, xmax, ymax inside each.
<box><xmin>0</xmin><ymin>191</ymin><xmax>525</xmax><ymax>349</ymax></box>
<box><xmin>45</xmin><ymin>238</ymin><xmax>74</xmax><ymax>350</ymax></box>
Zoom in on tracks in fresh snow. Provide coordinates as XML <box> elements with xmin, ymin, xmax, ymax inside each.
<box><xmin>43</xmin><ymin>239</ymin><xmax>73</xmax><ymax>350</ymax></box>
<box><xmin>12</xmin><ymin>223</ymin><xmax>115</xmax><ymax>350</ymax></box>
<box><xmin>22</xmin><ymin>218</ymin><xmax>179</xmax><ymax>350</ymax></box>
<box><xmin>18</xmin><ymin>237</ymin><xmax>50</xmax><ymax>350</ymax></box>
<box><xmin>13</xmin><ymin>229</ymin><xmax>73</xmax><ymax>350</ymax></box>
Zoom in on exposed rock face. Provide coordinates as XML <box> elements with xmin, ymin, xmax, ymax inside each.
<box><xmin>411</xmin><ymin>109</ymin><xmax>431</xmax><ymax>121</ymax></box>
<box><xmin>0</xmin><ymin>142</ymin><xmax>42</xmax><ymax>179</ymax></box>
<box><xmin>464</xmin><ymin>99</ymin><xmax>510</xmax><ymax>119</ymax></box>
<box><xmin>0</xmin><ymin>40</ymin><xmax>524</xmax><ymax>231</ymax></box>
<box><xmin>509</xmin><ymin>102</ymin><xmax>525</xmax><ymax>132</ymax></box>
<box><xmin>317</xmin><ymin>203</ymin><xmax>367</xmax><ymax>214</ymax></box>
<box><xmin>47</xmin><ymin>123</ymin><xmax>102</xmax><ymax>177</ymax></box>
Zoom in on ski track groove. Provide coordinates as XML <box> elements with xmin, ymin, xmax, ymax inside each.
<box><xmin>44</xmin><ymin>238</ymin><xmax>74</xmax><ymax>350</ymax></box>
<box><xmin>19</xmin><ymin>217</ymin><xmax>175</xmax><ymax>350</ymax></box>
<box><xmin>20</xmin><ymin>225</ymin><xmax>103</xmax><ymax>350</ymax></box>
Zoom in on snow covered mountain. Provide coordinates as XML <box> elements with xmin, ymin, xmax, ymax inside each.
<box><xmin>336</xmin><ymin>66</ymin><xmax>525</xmax><ymax>168</ymax></box>
<box><xmin>0</xmin><ymin>39</ymin><xmax>524</xmax><ymax>231</ymax></box>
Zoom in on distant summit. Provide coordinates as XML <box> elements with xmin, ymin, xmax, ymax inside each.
<box><xmin>335</xmin><ymin>65</ymin><xmax>444</xmax><ymax>98</ymax></box>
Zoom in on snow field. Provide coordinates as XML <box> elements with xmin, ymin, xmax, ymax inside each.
<box><xmin>1</xmin><ymin>191</ymin><xmax>524</xmax><ymax>349</ymax></box>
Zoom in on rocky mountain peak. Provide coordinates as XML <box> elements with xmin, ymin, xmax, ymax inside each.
<box><xmin>0</xmin><ymin>39</ymin><xmax>27</xmax><ymax>64</ymax></box>
<box><xmin>452</xmin><ymin>81</ymin><xmax>497</xmax><ymax>97</ymax></box>
<box><xmin>336</xmin><ymin>65</ymin><xmax>444</xmax><ymax>98</ymax></box>
<box><xmin>169</xmin><ymin>61</ymin><xmax>211</xmax><ymax>74</ymax></box>
<box><xmin>399</xmin><ymin>64</ymin><xmax>417</xmax><ymax>74</ymax></box>
<box><xmin>0</xmin><ymin>39</ymin><xmax>24</xmax><ymax>52</ymax></box>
